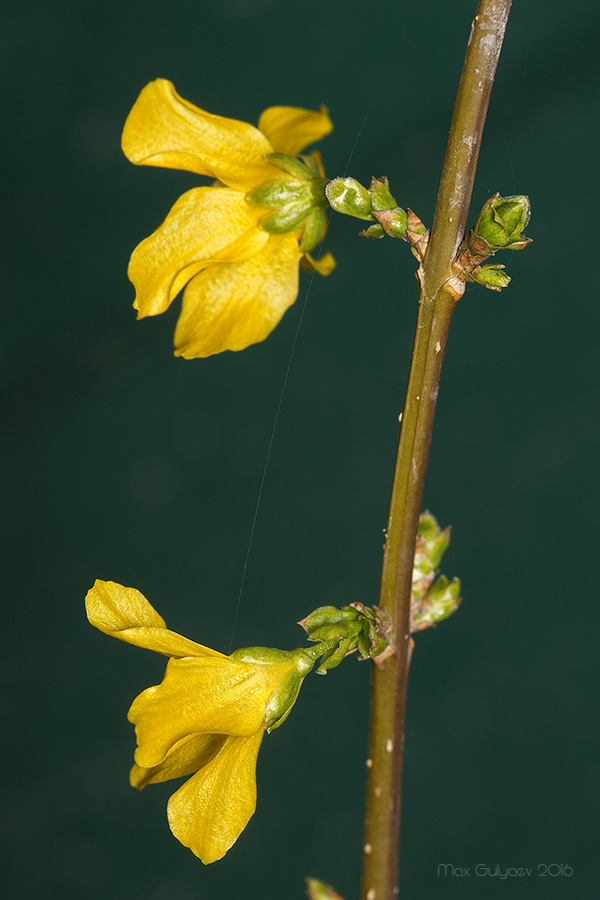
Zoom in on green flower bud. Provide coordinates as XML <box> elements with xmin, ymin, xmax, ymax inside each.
<box><xmin>472</xmin><ymin>193</ymin><xmax>532</xmax><ymax>253</ymax></box>
<box><xmin>325</xmin><ymin>177</ymin><xmax>375</xmax><ymax>220</ymax></box>
<box><xmin>230</xmin><ymin>645</ymin><xmax>315</xmax><ymax>731</ymax></box>
<box><xmin>469</xmin><ymin>263</ymin><xmax>511</xmax><ymax>291</ymax></box>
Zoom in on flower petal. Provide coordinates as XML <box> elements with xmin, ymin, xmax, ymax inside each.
<box><xmin>174</xmin><ymin>234</ymin><xmax>302</xmax><ymax>358</ymax></box>
<box><xmin>167</xmin><ymin>730</ymin><xmax>264</xmax><ymax>863</ymax></box>
<box><xmin>258</xmin><ymin>105</ymin><xmax>333</xmax><ymax>156</ymax></box>
<box><xmin>130</xmin><ymin>732</ymin><xmax>226</xmax><ymax>789</ymax></box>
<box><xmin>122</xmin><ymin>79</ymin><xmax>281</xmax><ymax>191</ymax></box>
<box><xmin>300</xmin><ymin>250</ymin><xmax>337</xmax><ymax>276</ymax></box>
<box><xmin>128</xmin><ymin>187</ymin><xmax>268</xmax><ymax>318</ymax></box>
<box><xmin>85</xmin><ymin>580</ymin><xmax>224</xmax><ymax>659</ymax></box>
<box><xmin>128</xmin><ymin>656</ymin><xmax>292</xmax><ymax>766</ymax></box>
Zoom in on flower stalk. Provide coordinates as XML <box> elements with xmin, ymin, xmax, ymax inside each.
<box><xmin>360</xmin><ymin>3</ymin><xmax>513</xmax><ymax>899</ymax></box>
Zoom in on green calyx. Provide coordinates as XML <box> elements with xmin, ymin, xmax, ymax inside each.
<box><xmin>411</xmin><ymin>511</ymin><xmax>461</xmax><ymax>632</ymax></box>
<box><xmin>471</xmin><ymin>193</ymin><xmax>532</xmax><ymax>253</ymax></box>
<box><xmin>299</xmin><ymin>602</ymin><xmax>391</xmax><ymax>674</ymax></box>
<box><xmin>230</xmin><ymin>645</ymin><xmax>316</xmax><ymax>732</ymax></box>
<box><xmin>246</xmin><ymin>152</ymin><xmax>329</xmax><ymax>252</ymax></box>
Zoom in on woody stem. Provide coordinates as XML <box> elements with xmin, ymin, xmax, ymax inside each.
<box><xmin>359</xmin><ymin>3</ymin><xmax>512</xmax><ymax>900</ymax></box>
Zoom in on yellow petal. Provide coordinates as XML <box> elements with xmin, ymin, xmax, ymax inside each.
<box><xmin>128</xmin><ymin>656</ymin><xmax>291</xmax><ymax>767</ymax></box>
<box><xmin>122</xmin><ymin>79</ymin><xmax>281</xmax><ymax>191</ymax></box>
<box><xmin>300</xmin><ymin>250</ymin><xmax>337</xmax><ymax>276</ymax></box>
<box><xmin>174</xmin><ymin>234</ymin><xmax>302</xmax><ymax>358</ymax></box>
<box><xmin>85</xmin><ymin>580</ymin><xmax>224</xmax><ymax>659</ymax></box>
<box><xmin>167</xmin><ymin>730</ymin><xmax>265</xmax><ymax>863</ymax></box>
<box><xmin>131</xmin><ymin>732</ymin><xmax>226</xmax><ymax>789</ymax></box>
<box><xmin>308</xmin><ymin>149</ymin><xmax>326</xmax><ymax>178</ymax></box>
<box><xmin>258</xmin><ymin>104</ymin><xmax>333</xmax><ymax>157</ymax></box>
<box><xmin>128</xmin><ymin>187</ymin><xmax>268</xmax><ymax>318</ymax></box>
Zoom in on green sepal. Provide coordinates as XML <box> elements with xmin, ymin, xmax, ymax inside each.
<box><xmin>300</xmin><ymin>208</ymin><xmax>326</xmax><ymax>252</ymax></box>
<box><xmin>230</xmin><ymin>645</ymin><xmax>315</xmax><ymax>731</ymax></box>
<box><xmin>260</xmin><ymin>203</ymin><xmax>311</xmax><ymax>234</ymax></box>
<box><xmin>247</xmin><ymin>180</ymin><xmax>312</xmax><ymax>209</ymax></box>
<box><xmin>299</xmin><ymin>153</ymin><xmax>322</xmax><ymax>178</ymax></box>
<box><xmin>325</xmin><ymin>177</ymin><xmax>375</xmax><ymax>221</ymax></box>
<box><xmin>266</xmin><ymin>152</ymin><xmax>315</xmax><ymax>181</ymax></box>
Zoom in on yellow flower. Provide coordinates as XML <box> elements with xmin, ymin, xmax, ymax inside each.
<box><xmin>85</xmin><ymin>579</ymin><xmax>312</xmax><ymax>863</ymax></box>
<box><xmin>122</xmin><ymin>79</ymin><xmax>335</xmax><ymax>358</ymax></box>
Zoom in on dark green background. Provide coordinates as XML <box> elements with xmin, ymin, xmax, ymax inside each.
<box><xmin>3</xmin><ymin>1</ymin><xmax>599</xmax><ymax>898</ymax></box>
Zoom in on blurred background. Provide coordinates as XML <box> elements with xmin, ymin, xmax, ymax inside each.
<box><xmin>3</xmin><ymin>0</ymin><xmax>599</xmax><ymax>898</ymax></box>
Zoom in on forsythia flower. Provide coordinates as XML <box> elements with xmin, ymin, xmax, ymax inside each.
<box><xmin>86</xmin><ymin>580</ymin><xmax>314</xmax><ymax>863</ymax></box>
<box><xmin>122</xmin><ymin>79</ymin><xmax>335</xmax><ymax>358</ymax></box>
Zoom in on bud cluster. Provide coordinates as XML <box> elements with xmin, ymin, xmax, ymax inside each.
<box><xmin>411</xmin><ymin>511</ymin><xmax>461</xmax><ymax>632</ymax></box>
<box><xmin>299</xmin><ymin>602</ymin><xmax>391</xmax><ymax>674</ymax></box>
<box><xmin>455</xmin><ymin>193</ymin><xmax>532</xmax><ymax>291</ymax></box>
<box><xmin>325</xmin><ymin>175</ymin><xmax>426</xmax><ymax>248</ymax></box>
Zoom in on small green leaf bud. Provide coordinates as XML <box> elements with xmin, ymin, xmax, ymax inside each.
<box><xmin>371</xmin><ymin>207</ymin><xmax>408</xmax><ymax>239</ymax></box>
<box><xmin>325</xmin><ymin>177</ymin><xmax>375</xmax><ymax>221</ymax></box>
<box><xmin>414</xmin><ymin>511</ymin><xmax>451</xmax><ymax>579</ymax></box>
<box><xmin>306</xmin><ymin>877</ymin><xmax>345</xmax><ymax>900</ymax></box>
<box><xmin>411</xmin><ymin>510</ymin><xmax>462</xmax><ymax>633</ymax></box>
<box><xmin>469</xmin><ymin>264</ymin><xmax>511</xmax><ymax>291</ymax></box>
<box><xmin>369</xmin><ymin>176</ymin><xmax>398</xmax><ymax>212</ymax></box>
<box><xmin>360</xmin><ymin>223</ymin><xmax>386</xmax><ymax>239</ymax></box>
<box><xmin>412</xmin><ymin>576</ymin><xmax>461</xmax><ymax>631</ymax></box>
<box><xmin>472</xmin><ymin>193</ymin><xmax>532</xmax><ymax>253</ymax></box>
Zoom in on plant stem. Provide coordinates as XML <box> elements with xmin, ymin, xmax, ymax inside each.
<box><xmin>360</xmin><ymin>3</ymin><xmax>512</xmax><ymax>900</ymax></box>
